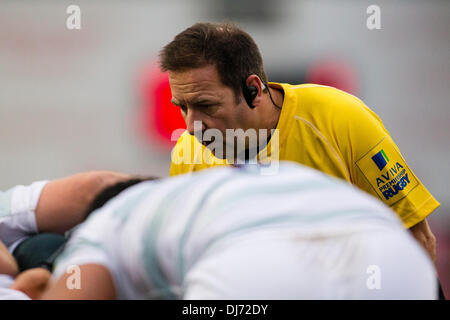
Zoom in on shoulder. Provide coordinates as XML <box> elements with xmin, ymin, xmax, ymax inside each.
<box><xmin>170</xmin><ymin>131</ymin><xmax>226</xmax><ymax>176</ymax></box>
<box><xmin>276</xmin><ymin>83</ymin><xmax>383</xmax><ymax>127</ymax></box>
<box><xmin>295</xmin><ymin>84</ymin><xmax>371</xmax><ymax>113</ymax></box>
<box><xmin>170</xmin><ymin>131</ymin><xmax>199</xmax><ymax>175</ymax></box>
<box><xmin>172</xmin><ymin>130</ymin><xmax>196</xmax><ymax>149</ymax></box>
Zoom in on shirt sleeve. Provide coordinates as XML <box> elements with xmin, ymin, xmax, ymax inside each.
<box><xmin>339</xmin><ymin>98</ymin><xmax>440</xmax><ymax>228</ymax></box>
<box><xmin>0</xmin><ymin>181</ymin><xmax>48</xmax><ymax>250</ymax></box>
<box><xmin>53</xmin><ymin>182</ymin><xmax>156</xmax><ymax>300</ymax></box>
<box><xmin>52</xmin><ymin>204</ymin><xmax>131</xmax><ymax>299</ymax></box>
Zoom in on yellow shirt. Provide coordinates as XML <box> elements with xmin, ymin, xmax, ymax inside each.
<box><xmin>170</xmin><ymin>83</ymin><xmax>440</xmax><ymax>228</ymax></box>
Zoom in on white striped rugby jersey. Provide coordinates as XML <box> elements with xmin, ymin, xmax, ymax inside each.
<box><xmin>0</xmin><ymin>181</ymin><xmax>47</xmax><ymax>249</ymax></box>
<box><xmin>54</xmin><ymin>161</ymin><xmax>404</xmax><ymax>299</ymax></box>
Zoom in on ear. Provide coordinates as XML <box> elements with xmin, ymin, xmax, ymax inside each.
<box><xmin>245</xmin><ymin>75</ymin><xmax>265</xmax><ymax>93</ymax></box>
<box><xmin>244</xmin><ymin>75</ymin><xmax>265</xmax><ymax>107</ymax></box>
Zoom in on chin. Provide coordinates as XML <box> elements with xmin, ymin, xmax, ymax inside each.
<box><xmin>210</xmin><ymin>150</ymin><xmax>227</xmax><ymax>160</ymax></box>
<box><xmin>206</xmin><ymin>145</ymin><xmax>229</xmax><ymax>160</ymax></box>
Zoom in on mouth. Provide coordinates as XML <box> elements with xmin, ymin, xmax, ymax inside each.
<box><xmin>201</xmin><ymin>136</ymin><xmax>217</xmax><ymax>147</ymax></box>
<box><xmin>201</xmin><ymin>141</ymin><xmax>228</xmax><ymax>159</ymax></box>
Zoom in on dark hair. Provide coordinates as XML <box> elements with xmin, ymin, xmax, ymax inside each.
<box><xmin>159</xmin><ymin>22</ymin><xmax>268</xmax><ymax>101</ymax></box>
<box><xmin>85</xmin><ymin>176</ymin><xmax>158</xmax><ymax>218</ymax></box>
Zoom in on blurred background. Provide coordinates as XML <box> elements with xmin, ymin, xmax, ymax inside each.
<box><xmin>0</xmin><ymin>0</ymin><xmax>449</xmax><ymax>296</ymax></box>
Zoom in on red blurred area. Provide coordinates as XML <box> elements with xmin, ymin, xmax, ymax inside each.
<box><xmin>139</xmin><ymin>63</ymin><xmax>186</xmax><ymax>147</ymax></box>
<box><xmin>305</xmin><ymin>57</ymin><xmax>359</xmax><ymax>96</ymax></box>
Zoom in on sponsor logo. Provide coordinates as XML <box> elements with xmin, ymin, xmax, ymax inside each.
<box><xmin>375</xmin><ymin>162</ymin><xmax>410</xmax><ymax>200</ymax></box>
<box><xmin>356</xmin><ymin>138</ymin><xmax>418</xmax><ymax>205</ymax></box>
<box><xmin>371</xmin><ymin>149</ymin><xmax>389</xmax><ymax>170</ymax></box>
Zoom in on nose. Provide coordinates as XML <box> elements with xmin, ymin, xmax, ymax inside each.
<box><xmin>185</xmin><ymin>109</ymin><xmax>206</xmax><ymax>136</ymax></box>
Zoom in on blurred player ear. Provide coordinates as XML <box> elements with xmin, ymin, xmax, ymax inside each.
<box><xmin>10</xmin><ymin>268</ymin><xmax>51</xmax><ymax>300</ymax></box>
<box><xmin>40</xmin><ymin>264</ymin><xmax>116</xmax><ymax>300</ymax></box>
<box><xmin>85</xmin><ymin>176</ymin><xmax>158</xmax><ymax>217</ymax></box>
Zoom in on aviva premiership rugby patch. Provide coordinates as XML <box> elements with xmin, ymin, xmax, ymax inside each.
<box><xmin>356</xmin><ymin>138</ymin><xmax>418</xmax><ymax>206</ymax></box>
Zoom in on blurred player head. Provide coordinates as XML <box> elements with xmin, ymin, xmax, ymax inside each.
<box><xmin>160</xmin><ymin>22</ymin><xmax>282</xmax><ymax>160</ymax></box>
<box><xmin>85</xmin><ymin>176</ymin><xmax>158</xmax><ymax>217</ymax></box>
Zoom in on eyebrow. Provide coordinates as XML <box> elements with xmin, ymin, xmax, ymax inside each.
<box><xmin>191</xmin><ymin>98</ymin><xmax>217</xmax><ymax>105</ymax></box>
<box><xmin>171</xmin><ymin>97</ymin><xmax>218</xmax><ymax>106</ymax></box>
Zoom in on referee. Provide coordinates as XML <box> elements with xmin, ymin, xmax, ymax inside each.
<box><xmin>160</xmin><ymin>22</ymin><xmax>442</xmax><ymax>295</ymax></box>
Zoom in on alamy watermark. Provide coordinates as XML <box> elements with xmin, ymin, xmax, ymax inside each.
<box><xmin>366</xmin><ymin>264</ymin><xmax>381</xmax><ymax>290</ymax></box>
<box><xmin>66</xmin><ymin>264</ymin><xmax>81</xmax><ymax>290</ymax></box>
<box><xmin>366</xmin><ymin>5</ymin><xmax>381</xmax><ymax>30</ymax></box>
<box><xmin>66</xmin><ymin>5</ymin><xmax>81</xmax><ymax>30</ymax></box>
<box><xmin>171</xmin><ymin>121</ymin><xmax>280</xmax><ymax>175</ymax></box>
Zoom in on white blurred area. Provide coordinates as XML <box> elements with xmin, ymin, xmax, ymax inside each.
<box><xmin>0</xmin><ymin>1</ymin><xmax>449</xmax><ymax>219</ymax></box>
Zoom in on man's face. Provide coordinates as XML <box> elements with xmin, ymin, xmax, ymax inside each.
<box><xmin>169</xmin><ymin>64</ymin><xmax>251</xmax><ymax>159</ymax></box>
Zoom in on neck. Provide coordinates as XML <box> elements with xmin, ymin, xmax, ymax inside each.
<box><xmin>236</xmin><ymin>87</ymin><xmax>284</xmax><ymax>162</ymax></box>
<box><xmin>249</xmin><ymin>88</ymin><xmax>282</xmax><ymax>156</ymax></box>
<box><xmin>263</xmin><ymin>87</ymin><xmax>283</xmax><ymax>132</ymax></box>
<box><xmin>268</xmin><ymin>86</ymin><xmax>284</xmax><ymax>110</ymax></box>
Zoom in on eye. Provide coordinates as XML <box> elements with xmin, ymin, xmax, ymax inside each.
<box><xmin>179</xmin><ymin>104</ymin><xmax>187</xmax><ymax>113</ymax></box>
<box><xmin>197</xmin><ymin>103</ymin><xmax>220</xmax><ymax>115</ymax></box>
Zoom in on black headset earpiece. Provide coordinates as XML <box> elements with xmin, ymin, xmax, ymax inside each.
<box><xmin>243</xmin><ymin>79</ymin><xmax>281</xmax><ymax>110</ymax></box>
<box><xmin>243</xmin><ymin>85</ymin><xmax>258</xmax><ymax>109</ymax></box>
